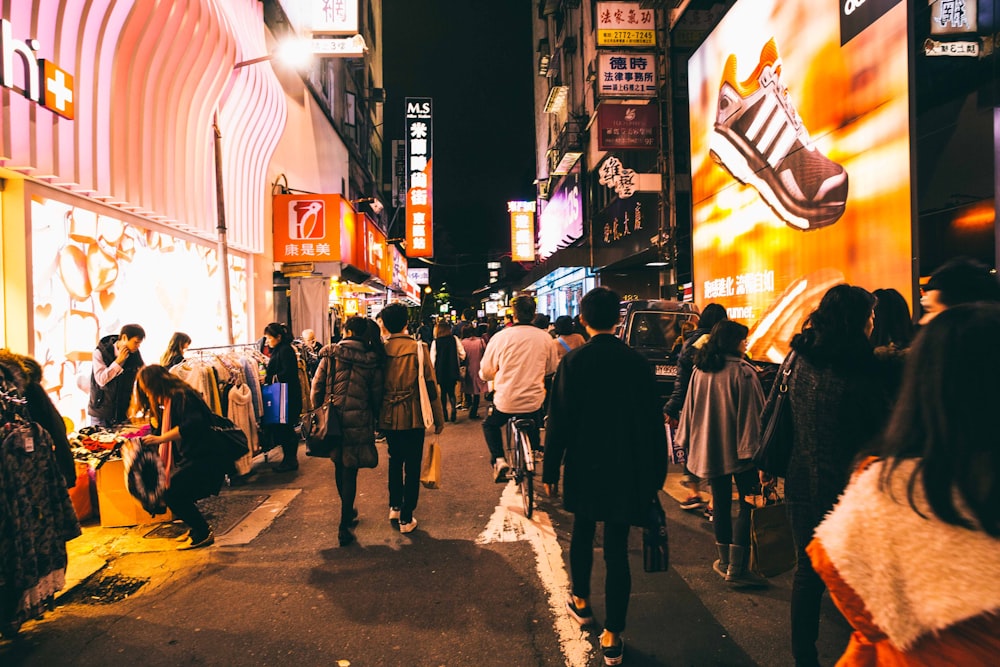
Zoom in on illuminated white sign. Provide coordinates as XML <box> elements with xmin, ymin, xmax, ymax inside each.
<box><xmin>311</xmin><ymin>0</ymin><xmax>359</xmax><ymax>34</ymax></box>
<box><xmin>1</xmin><ymin>18</ymin><xmax>74</xmax><ymax>119</ymax></box>
<box><xmin>312</xmin><ymin>34</ymin><xmax>367</xmax><ymax>57</ymax></box>
<box><xmin>598</xmin><ymin>52</ymin><xmax>657</xmax><ymax>98</ymax></box>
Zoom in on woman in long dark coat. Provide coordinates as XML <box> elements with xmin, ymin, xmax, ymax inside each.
<box><xmin>430</xmin><ymin>320</ymin><xmax>464</xmax><ymax>422</ymax></box>
<box><xmin>311</xmin><ymin>317</ymin><xmax>384</xmax><ymax>546</ymax></box>
<box><xmin>263</xmin><ymin>322</ymin><xmax>304</xmax><ymax>472</ymax></box>
<box><xmin>761</xmin><ymin>285</ymin><xmax>890</xmax><ymax>666</ymax></box>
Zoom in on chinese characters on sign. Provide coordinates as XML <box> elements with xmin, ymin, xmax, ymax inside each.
<box><xmin>930</xmin><ymin>0</ymin><xmax>976</xmax><ymax>34</ymax></box>
<box><xmin>311</xmin><ymin>0</ymin><xmax>359</xmax><ymax>34</ymax></box>
<box><xmin>598</xmin><ymin>53</ymin><xmax>657</xmax><ymax>98</ymax></box>
<box><xmin>597</xmin><ymin>104</ymin><xmax>658</xmax><ymax>150</ymax></box>
<box><xmin>602</xmin><ymin>199</ymin><xmax>644</xmax><ymax>244</ymax></box>
<box><xmin>596</xmin><ymin>2</ymin><xmax>655</xmax><ymax>46</ymax></box>
<box><xmin>703</xmin><ymin>271</ymin><xmax>775</xmax><ymax>299</ymax></box>
<box><xmin>509</xmin><ymin>201</ymin><xmax>536</xmax><ymax>262</ymax></box>
<box><xmin>598</xmin><ymin>157</ymin><xmax>638</xmax><ymax>199</ymax></box>
<box><xmin>923</xmin><ymin>38</ymin><xmax>979</xmax><ymax>56</ymax></box>
<box><xmin>405</xmin><ymin>98</ymin><xmax>434</xmax><ymax>258</ymax></box>
<box><xmin>272</xmin><ymin>194</ymin><xmax>342</xmax><ymax>263</ymax></box>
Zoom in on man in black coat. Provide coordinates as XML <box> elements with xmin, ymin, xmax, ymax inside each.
<box><xmin>543</xmin><ymin>287</ymin><xmax>668</xmax><ymax>667</ymax></box>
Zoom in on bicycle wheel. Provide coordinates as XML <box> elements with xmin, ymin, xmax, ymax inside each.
<box><xmin>515</xmin><ymin>429</ymin><xmax>534</xmax><ymax>518</ymax></box>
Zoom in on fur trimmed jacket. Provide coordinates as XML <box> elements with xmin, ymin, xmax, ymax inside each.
<box><xmin>808</xmin><ymin>457</ymin><xmax>1000</xmax><ymax>665</ymax></box>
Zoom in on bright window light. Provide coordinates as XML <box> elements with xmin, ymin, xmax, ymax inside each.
<box><xmin>275</xmin><ymin>38</ymin><xmax>312</xmax><ymax>69</ymax></box>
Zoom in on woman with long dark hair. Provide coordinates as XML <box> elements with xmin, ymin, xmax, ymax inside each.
<box><xmin>430</xmin><ymin>320</ymin><xmax>464</xmax><ymax>422</ymax></box>
<box><xmin>311</xmin><ymin>317</ymin><xmax>385</xmax><ymax>546</ymax></box>
<box><xmin>263</xmin><ymin>322</ymin><xmax>304</xmax><ymax>472</ymax></box>
<box><xmin>160</xmin><ymin>332</ymin><xmax>191</xmax><ymax>368</ymax></box>
<box><xmin>675</xmin><ymin>320</ymin><xmax>767</xmax><ymax>588</ymax></box>
<box><xmin>761</xmin><ymin>284</ymin><xmax>890</xmax><ymax>666</ymax></box>
<box><xmin>809</xmin><ymin>303</ymin><xmax>1000</xmax><ymax>664</ymax></box>
<box><xmin>138</xmin><ymin>365</ymin><xmax>226</xmax><ymax>549</ymax></box>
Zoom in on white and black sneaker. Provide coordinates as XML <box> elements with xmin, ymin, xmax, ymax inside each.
<box><xmin>709</xmin><ymin>38</ymin><xmax>848</xmax><ymax>231</ymax></box>
<box><xmin>493</xmin><ymin>458</ymin><xmax>510</xmax><ymax>483</ymax></box>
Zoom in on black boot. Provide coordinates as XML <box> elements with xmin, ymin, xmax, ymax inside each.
<box><xmin>338</xmin><ymin>526</ymin><xmax>355</xmax><ymax>547</ymax></box>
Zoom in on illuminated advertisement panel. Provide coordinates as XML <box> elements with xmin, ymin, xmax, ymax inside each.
<box><xmin>596</xmin><ymin>2</ymin><xmax>655</xmax><ymax>47</ymax></box>
<box><xmin>688</xmin><ymin>0</ymin><xmax>911</xmax><ymax>362</ymax></box>
<box><xmin>509</xmin><ymin>201</ymin><xmax>536</xmax><ymax>262</ymax></box>
<box><xmin>272</xmin><ymin>193</ymin><xmax>343</xmax><ymax>263</ymax></box>
<box><xmin>405</xmin><ymin>97</ymin><xmax>433</xmax><ymax>258</ymax></box>
<box><xmin>538</xmin><ymin>173</ymin><xmax>583</xmax><ymax>259</ymax></box>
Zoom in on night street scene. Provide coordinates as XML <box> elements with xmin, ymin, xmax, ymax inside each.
<box><xmin>2</xmin><ymin>1</ymin><xmax>999</xmax><ymax>666</ymax></box>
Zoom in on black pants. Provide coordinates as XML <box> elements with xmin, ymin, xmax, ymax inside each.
<box><xmin>788</xmin><ymin>500</ymin><xmax>826</xmax><ymax>667</ymax></box>
<box><xmin>467</xmin><ymin>393</ymin><xmax>481</xmax><ymax>417</ymax></box>
<box><xmin>334</xmin><ymin>462</ymin><xmax>359</xmax><ymax>529</ymax></box>
<box><xmin>708</xmin><ymin>468</ymin><xmax>758</xmax><ymax>547</ymax></box>
<box><xmin>570</xmin><ymin>516</ymin><xmax>631</xmax><ymax>633</ymax></box>
<box><xmin>440</xmin><ymin>381</ymin><xmax>457</xmax><ymax>419</ymax></box>
<box><xmin>164</xmin><ymin>468</ymin><xmax>211</xmax><ymax>539</ymax></box>
<box><xmin>267</xmin><ymin>423</ymin><xmax>299</xmax><ymax>465</ymax></box>
<box><xmin>385</xmin><ymin>429</ymin><xmax>424</xmax><ymax>524</ymax></box>
<box><xmin>482</xmin><ymin>408</ymin><xmax>541</xmax><ymax>462</ymax></box>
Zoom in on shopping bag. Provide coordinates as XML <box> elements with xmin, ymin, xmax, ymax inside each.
<box><xmin>420</xmin><ymin>436</ymin><xmax>441</xmax><ymax>489</ymax></box>
<box><xmin>666</xmin><ymin>423</ymin><xmax>686</xmax><ymax>466</ymax></box>
<box><xmin>749</xmin><ymin>499</ymin><xmax>797</xmax><ymax>577</ymax></box>
<box><xmin>261</xmin><ymin>382</ymin><xmax>289</xmax><ymax>425</ymax></box>
<box><xmin>642</xmin><ymin>494</ymin><xmax>670</xmax><ymax>572</ymax></box>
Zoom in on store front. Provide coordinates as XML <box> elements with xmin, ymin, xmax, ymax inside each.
<box><xmin>526</xmin><ymin>266</ymin><xmax>597</xmax><ymax>320</ymax></box>
<box><xmin>0</xmin><ymin>0</ymin><xmax>307</xmax><ymax>424</ymax></box>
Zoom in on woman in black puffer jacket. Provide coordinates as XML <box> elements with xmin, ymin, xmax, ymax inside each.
<box><xmin>311</xmin><ymin>316</ymin><xmax>385</xmax><ymax>546</ymax></box>
<box><xmin>263</xmin><ymin>323</ymin><xmax>304</xmax><ymax>472</ymax></box>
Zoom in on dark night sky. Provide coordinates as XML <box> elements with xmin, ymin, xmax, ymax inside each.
<box><xmin>382</xmin><ymin>1</ymin><xmax>537</xmax><ymax>296</ymax></box>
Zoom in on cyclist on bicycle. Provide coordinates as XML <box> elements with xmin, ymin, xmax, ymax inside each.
<box><xmin>480</xmin><ymin>295</ymin><xmax>559</xmax><ymax>482</ymax></box>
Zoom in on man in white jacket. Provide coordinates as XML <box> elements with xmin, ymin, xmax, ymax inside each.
<box><xmin>480</xmin><ymin>295</ymin><xmax>559</xmax><ymax>482</ymax></box>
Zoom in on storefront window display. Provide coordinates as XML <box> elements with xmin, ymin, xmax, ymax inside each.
<box><xmin>30</xmin><ymin>194</ymin><xmax>248</xmax><ymax>426</ymax></box>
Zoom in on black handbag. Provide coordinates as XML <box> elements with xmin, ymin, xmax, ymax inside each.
<box><xmin>753</xmin><ymin>351</ymin><xmax>797</xmax><ymax>477</ymax></box>
<box><xmin>206</xmin><ymin>413</ymin><xmax>250</xmax><ymax>461</ymax></box>
<box><xmin>303</xmin><ymin>352</ymin><xmax>343</xmax><ymax>457</ymax></box>
<box><xmin>642</xmin><ymin>495</ymin><xmax>670</xmax><ymax>572</ymax></box>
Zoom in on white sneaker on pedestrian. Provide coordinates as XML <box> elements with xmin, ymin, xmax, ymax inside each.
<box><xmin>493</xmin><ymin>458</ymin><xmax>510</xmax><ymax>483</ymax></box>
<box><xmin>399</xmin><ymin>517</ymin><xmax>418</xmax><ymax>534</ymax></box>
<box><xmin>389</xmin><ymin>507</ymin><xmax>400</xmax><ymax>521</ymax></box>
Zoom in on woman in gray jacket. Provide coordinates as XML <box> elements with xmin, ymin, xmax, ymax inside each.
<box><xmin>675</xmin><ymin>320</ymin><xmax>767</xmax><ymax>588</ymax></box>
<box><xmin>311</xmin><ymin>317</ymin><xmax>384</xmax><ymax>546</ymax></box>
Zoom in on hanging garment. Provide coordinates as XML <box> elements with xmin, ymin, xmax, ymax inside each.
<box><xmin>0</xmin><ymin>422</ymin><xmax>81</xmax><ymax>633</ymax></box>
<box><xmin>227</xmin><ymin>383</ymin><xmax>257</xmax><ymax>474</ymax></box>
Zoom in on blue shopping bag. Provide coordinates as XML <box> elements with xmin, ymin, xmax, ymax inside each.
<box><xmin>261</xmin><ymin>382</ymin><xmax>289</xmax><ymax>425</ymax></box>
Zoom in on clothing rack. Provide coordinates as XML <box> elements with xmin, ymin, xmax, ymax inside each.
<box><xmin>186</xmin><ymin>343</ymin><xmax>259</xmax><ymax>353</ymax></box>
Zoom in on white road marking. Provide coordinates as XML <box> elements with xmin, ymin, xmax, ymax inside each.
<box><xmin>477</xmin><ymin>483</ymin><xmax>592</xmax><ymax>667</ymax></box>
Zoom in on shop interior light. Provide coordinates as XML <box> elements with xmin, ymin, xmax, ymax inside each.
<box><xmin>235</xmin><ymin>38</ymin><xmax>312</xmax><ymax>70</ymax></box>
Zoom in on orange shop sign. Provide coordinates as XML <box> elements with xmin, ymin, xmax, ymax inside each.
<box><xmin>509</xmin><ymin>201</ymin><xmax>536</xmax><ymax>262</ymax></box>
<box><xmin>273</xmin><ymin>194</ymin><xmax>354</xmax><ymax>263</ymax></box>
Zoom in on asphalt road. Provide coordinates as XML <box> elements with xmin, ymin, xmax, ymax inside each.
<box><xmin>1</xmin><ymin>411</ymin><xmax>851</xmax><ymax>666</ymax></box>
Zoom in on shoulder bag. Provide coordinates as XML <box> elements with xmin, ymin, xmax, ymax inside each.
<box><xmin>303</xmin><ymin>354</ymin><xmax>343</xmax><ymax>457</ymax></box>
<box><xmin>416</xmin><ymin>342</ymin><xmax>436</xmax><ymax>429</ymax></box>
<box><xmin>753</xmin><ymin>351</ymin><xmax>797</xmax><ymax>477</ymax></box>
<box><xmin>642</xmin><ymin>494</ymin><xmax>670</xmax><ymax>572</ymax></box>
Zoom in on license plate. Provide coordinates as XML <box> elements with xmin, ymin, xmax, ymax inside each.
<box><xmin>655</xmin><ymin>365</ymin><xmax>676</xmax><ymax>376</ymax></box>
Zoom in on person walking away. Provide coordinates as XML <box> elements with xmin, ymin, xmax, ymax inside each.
<box><xmin>377</xmin><ymin>303</ymin><xmax>444</xmax><ymax>534</ymax></box>
<box><xmin>138</xmin><ymin>365</ymin><xmax>228</xmax><ymax>549</ymax></box>
<box><xmin>544</xmin><ymin>287</ymin><xmax>668</xmax><ymax>666</ymax></box>
<box><xmin>917</xmin><ymin>256</ymin><xmax>1000</xmax><ymax>324</ymax></box>
<box><xmin>460</xmin><ymin>326</ymin><xmax>489</xmax><ymax>419</ymax></box>
<box><xmin>262</xmin><ymin>322</ymin><xmax>304</xmax><ymax>473</ymax></box>
<box><xmin>480</xmin><ymin>295</ymin><xmax>559</xmax><ymax>481</ymax></box>
<box><xmin>552</xmin><ymin>315</ymin><xmax>585</xmax><ymax>361</ymax></box>
<box><xmin>869</xmin><ymin>288</ymin><xmax>913</xmax><ymax>401</ymax></box>
<box><xmin>675</xmin><ymin>320</ymin><xmax>767</xmax><ymax>587</ymax></box>
<box><xmin>311</xmin><ymin>317</ymin><xmax>384</xmax><ymax>547</ymax></box>
<box><xmin>809</xmin><ymin>303</ymin><xmax>1000</xmax><ymax>665</ymax></box>
<box><xmin>89</xmin><ymin>323</ymin><xmax>146</xmax><ymax>427</ymax></box>
<box><xmin>160</xmin><ymin>332</ymin><xmax>191</xmax><ymax>369</ymax></box>
<box><xmin>430</xmin><ymin>320</ymin><xmax>465</xmax><ymax>422</ymax></box>
<box><xmin>663</xmin><ymin>304</ymin><xmax>728</xmax><ymax>513</ymax></box>
<box><xmin>761</xmin><ymin>284</ymin><xmax>890</xmax><ymax>667</ymax></box>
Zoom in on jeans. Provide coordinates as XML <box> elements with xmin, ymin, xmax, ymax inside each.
<box><xmin>334</xmin><ymin>462</ymin><xmax>359</xmax><ymax>529</ymax></box>
<box><xmin>385</xmin><ymin>429</ymin><xmax>425</xmax><ymax>524</ymax></box>
<box><xmin>570</xmin><ymin>515</ymin><xmax>631</xmax><ymax>633</ymax></box>
<box><xmin>482</xmin><ymin>407</ymin><xmax>540</xmax><ymax>462</ymax></box>
<box><xmin>708</xmin><ymin>468</ymin><xmax>758</xmax><ymax>547</ymax></box>
<box><xmin>788</xmin><ymin>500</ymin><xmax>826</xmax><ymax>667</ymax></box>
<box><xmin>164</xmin><ymin>468</ymin><xmax>211</xmax><ymax>539</ymax></box>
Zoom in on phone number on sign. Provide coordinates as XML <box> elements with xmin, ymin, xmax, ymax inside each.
<box><xmin>598</xmin><ymin>30</ymin><xmax>655</xmax><ymax>45</ymax></box>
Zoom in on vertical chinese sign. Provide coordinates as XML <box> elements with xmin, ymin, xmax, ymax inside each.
<box><xmin>405</xmin><ymin>97</ymin><xmax>433</xmax><ymax>258</ymax></box>
<box><xmin>509</xmin><ymin>201</ymin><xmax>536</xmax><ymax>262</ymax></box>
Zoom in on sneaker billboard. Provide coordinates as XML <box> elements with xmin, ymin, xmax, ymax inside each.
<box><xmin>687</xmin><ymin>0</ymin><xmax>911</xmax><ymax>363</ymax></box>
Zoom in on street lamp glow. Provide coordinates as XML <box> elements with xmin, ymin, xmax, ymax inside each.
<box><xmin>275</xmin><ymin>37</ymin><xmax>313</xmax><ymax>69</ymax></box>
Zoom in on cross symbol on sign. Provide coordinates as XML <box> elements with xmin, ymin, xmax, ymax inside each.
<box><xmin>43</xmin><ymin>60</ymin><xmax>74</xmax><ymax>119</ymax></box>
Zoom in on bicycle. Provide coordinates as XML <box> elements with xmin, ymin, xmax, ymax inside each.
<box><xmin>504</xmin><ymin>415</ymin><xmax>537</xmax><ymax>518</ymax></box>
